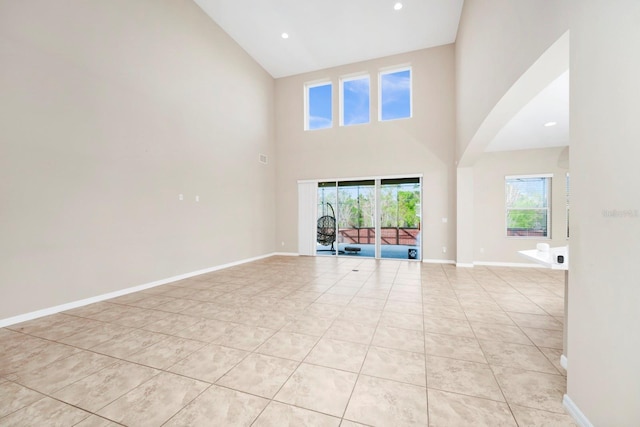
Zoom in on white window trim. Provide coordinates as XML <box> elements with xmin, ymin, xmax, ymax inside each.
<box><xmin>505</xmin><ymin>173</ymin><xmax>553</xmax><ymax>179</ymax></box>
<box><xmin>566</xmin><ymin>172</ymin><xmax>570</xmax><ymax>240</ymax></box>
<box><xmin>304</xmin><ymin>80</ymin><xmax>332</xmax><ymax>131</ymax></box>
<box><xmin>378</xmin><ymin>66</ymin><xmax>413</xmax><ymax>122</ymax></box>
<box><xmin>505</xmin><ymin>174</ymin><xmax>553</xmax><ymax>239</ymax></box>
<box><xmin>339</xmin><ymin>74</ymin><xmax>370</xmax><ymax>127</ymax></box>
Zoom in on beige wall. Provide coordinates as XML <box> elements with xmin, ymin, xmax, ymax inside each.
<box><xmin>455</xmin><ymin>0</ymin><xmax>569</xmax><ymax>160</ymax></box>
<box><xmin>274</xmin><ymin>46</ymin><xmax>456</xmax><ymax>261</ymax></box>
<box><xmin>454</xmin><ymin>0</ymin><xmax>569</xmax><ymax>267</ymax></box>
<box><xmin>567</xmin><ymin>0</ymin><xmax>640</xmax><ymax>424</ymax></box>
<box><xmin>0</xmin><ymin>0</ymin><xmax>276</xmax><ymax>319</ymax></box>
<box><xmin>456</xmin><ymin>167</ymin><xmax>475</xmax><ymax>266</ymax></box>
<box><xmin>473</xmin><ymin>148</ymin><xmax>569</xmax><ymax>264</ymax></box>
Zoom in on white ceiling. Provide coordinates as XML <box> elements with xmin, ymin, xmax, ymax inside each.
<box><xmin>193</xmin><ymin>0</ymin><xmax>464</xmax><ymax>78</ymax></box>
<box><xmin>194</xmin><ymin>0</ymin><xmax>568</xmax><ymax>154</ymax></box>
<box><xmin>486</xmin><ymin>71</ymin><xmax>569</xmax><ymax>152</ymax></box>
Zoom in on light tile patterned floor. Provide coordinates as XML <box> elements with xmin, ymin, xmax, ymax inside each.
<box><xmin>0</xmin><ymin>256</ymin><xmax>577</xmax><ymax>426</ymax></box>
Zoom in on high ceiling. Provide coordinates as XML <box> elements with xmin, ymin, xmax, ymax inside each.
<box><xmin>486</xmin><ymin>71</ymin><xmax>570</xmax><ymax>152</ymax></box>
<box><xmin>194</xmin><ymin>0</ymin><xmax>568</xmax><ymax>153</ymax></box>
<box><xmin>193</xmin><ymin>0</ymin><xmax>464</xmax><ymax>78</ymax></box>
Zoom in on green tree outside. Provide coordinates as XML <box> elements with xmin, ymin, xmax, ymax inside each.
<box><xmin>319</xmin><ymin>183</ymin><xmax>421</xmax><ymax>230</ymax></box>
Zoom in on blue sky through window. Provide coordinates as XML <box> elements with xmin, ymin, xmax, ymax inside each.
<box><xmin>308</xmin><ymin>83</ymin><xmax>332</xmax><ymax>130</ymax></box>
<box><xmin>380</xmin><ymin>69</ymin><xmax>411</xmax><ymax>121</ymax></box>
<box><xmin>342</xmin><ymin>77</ymin><xmax>370</xmax><ymax>126</ymax></box>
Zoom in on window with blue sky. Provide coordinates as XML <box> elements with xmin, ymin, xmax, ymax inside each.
<box><xmin>306</xmin><ymin>82</ymin><xmax>332</xmax><ymax>130</ymax></box>
<box><xmin>380</xmin><ymin>68</ymin><xmax>412</xmax><ymax>121</ymax></box>
<box><xmin>341</xmin><ymin>75</ymin><xmax>370</xmax><ymax>126</ymax></box>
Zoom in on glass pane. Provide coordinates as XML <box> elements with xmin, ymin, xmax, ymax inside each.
<box><xmin>317</xmin><ymin>183</ymin><xmax>337</xmax><ymax>256</ymax></box>
<box><xmin>380</xmin><ymin>179</ymin><xmax>421</xmax><ymax>259</ymax></box>
<box><xmin>342</xmin><ymin>77</ymin><xmax>370</xmax><ymax>126</ymax></box>
<box><xmin>380</xmin><ymin>69</ymin><xmax>411</xmax><ymax>121</ymax></box>
<box><xmin>337</xmin><ymin>180</ymin><xmax>375</xmax><ymax>257</ymax></box>
<box><xmin>308</xmin><ymin>83</ymin><xmax>332</xmax><ymax>130</ymax></box>
<box><xmin>506</xmin><ymin>209</ymin><xmax>548</xmax><ymax>237</ymax></box>
<box><xmin>506</xmin><ymin>177</ymin><xmax>549</xmax><ymax>208</ymax></box>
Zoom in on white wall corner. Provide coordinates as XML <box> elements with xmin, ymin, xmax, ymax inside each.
<box><xmin>456</xmin><ymin>167</ymin><xmax>475</xmax><ymax>266</ymax></box>
<box><xmin>563</xmin><ymin>394</ymin><xmax>594</xmax><ymax>427</ymax></box>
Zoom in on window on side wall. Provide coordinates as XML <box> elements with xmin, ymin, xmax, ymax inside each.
<box><xmin>505</xmin><ymin>175</ymin><xmax>552</xmax><ymax>238</ymax></box>
<box><xmin>379</xmin><ymin>67</ymin><xmax>412</xmax><ymax>121</ymax></box>
<box><xmin>340</xmin><ymin>75</ymin><xmax>370</xmax><ymax>126</ymax></box>
<box><xmin>305</xmin><ymin>82</ymin><xmax>332</xmax><ymax>130</ymax></box>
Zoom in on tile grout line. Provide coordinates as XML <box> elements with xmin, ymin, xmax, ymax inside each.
<box><xmin>249</xmin><ymin>258</ymin><xmax>363</xmax><ymax>425</ymax></box>
<box><xmin>338</xmin><ymin>261</ymin><xmax>398</xmax><ymax>424</ymax></box>
<box><xmin>1</xmin><ymin>258</ymin><xmax>570</xmax><ymax>425</ymax></box>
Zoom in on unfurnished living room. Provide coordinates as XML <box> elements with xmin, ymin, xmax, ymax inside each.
<box><xmin>1</xmin><ymin>1</ymin><xmax>638</xmax><ymax>426</ymax></box>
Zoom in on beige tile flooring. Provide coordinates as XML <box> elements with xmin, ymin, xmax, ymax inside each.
<box><xmin>0</xmin><ymin>256</ymin><xmax>577</xmax><ymax>426</ymax></box>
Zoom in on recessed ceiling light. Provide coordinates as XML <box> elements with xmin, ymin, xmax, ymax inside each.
<box><xmin>394</xmin><ymin>2</ymin><xmax>403</xmax><ymax>11</ymax></box>
<box><xmin>281</xmin><ymin>32</ymin><xmax>289</xmax><ymax>39</ymax></box>
<box><xmin>544</xmin><ymin>121</ymin><xmax>557</xmax><ymax>127</ymax></box>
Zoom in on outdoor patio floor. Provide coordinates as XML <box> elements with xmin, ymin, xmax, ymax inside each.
<box><xmin>317</xmin><ymin>243</ymin><xmax>420</xmax><ymax>260</ymax></box>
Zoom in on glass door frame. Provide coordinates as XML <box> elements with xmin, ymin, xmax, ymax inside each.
<box><xmin>314</xmin><ymin>174</ymin><xmax>423</xmax><ymax>261</ymax></box>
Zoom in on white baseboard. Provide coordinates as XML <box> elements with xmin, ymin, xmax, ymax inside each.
<box><xmin>454</xmin><ymin>261</ymin><xmax>545</xmax><ymax>268</ymax></box>
<box><xmin>272</xmin><ymin>252</ymin><xmax>299</xmax><ymax>256</ymax></box>
<box><xmin>474</xmin><ymin>261</ymin><xmax>543</xmax><ymax>268</ymax></box>
<box><xmin>422</xmin><ymin>259</ymin><xmax>456</xmax><ymax>264</ymax></box>
<box><xmin>456</xmin><ymin>262</ymin><xmax>475</xmax><ymax>268</ymax></box>
<box><xmin>0</xmin><ymin>252</ymin><xmax>559</xmax><ymax>328</ymax></box>
<box><xmin>560</xmin><ymin>354</ymin><xmax>568</xmax><ymax>370</ymax></box>
<box><xmin>0</xmin><ymin>252</ymin><xmax>277</xmax><ymax>328</ymax></box>
<box><xmin>563</xmin><ymin>394</ymin><xmax>594</xmax><ymax>427</ymax></box>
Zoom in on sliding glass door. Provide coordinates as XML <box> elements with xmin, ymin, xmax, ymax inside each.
<box><xmin>314</xmin><ymin>176</ymin><xmax>421</xmax><ymax>260</ymax></box>
<box><xmin>380</xmin><ymin>178</ymin><xmax>421</xmax><ymax>260</ymax></box>
<box><xmin>316</xmin><ymin>182</ymin><xmax>337</xmax><ymax>256</ymax></box>
<box><xmin>337</xmin><ymin>180</ymin><xmax>375</xmax><ymax>258</ymax></box>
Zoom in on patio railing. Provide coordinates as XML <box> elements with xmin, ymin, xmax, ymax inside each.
<box><xmin>338</xmin><ymin>227</ymin><xmax>420</xmax><ymax>245</ymax></box>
